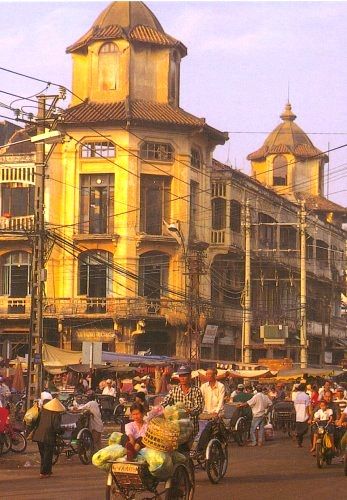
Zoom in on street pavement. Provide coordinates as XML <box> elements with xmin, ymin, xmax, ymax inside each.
<box><xmin>0</xmin><ymin>432</ymin><xmax>345</xmax><ymax>500</ymax></box>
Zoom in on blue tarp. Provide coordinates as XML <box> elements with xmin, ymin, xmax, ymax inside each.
<box><xmin>102</xmin><ymin>351</ymin><xmax>175</xmax><ymax>366</ymax></box>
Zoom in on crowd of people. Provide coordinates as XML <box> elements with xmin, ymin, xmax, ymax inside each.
<box><xmin>2</xmin><ymin>363</ymin><xmax>347</xmax><ymax>479</ymax></box>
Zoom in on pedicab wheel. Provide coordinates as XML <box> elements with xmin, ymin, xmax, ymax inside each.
<box><xmin>316</xmin><ymin>443</ymin><xmax>324</xmax><ymax>469</ymax></box>
<box><xmin>206</xmin><ymin>439</ymin><xmax>224</xmax><ymax>484</ymax></box>
<box><xmin>10</xmin><ymin>431</ymin><xmax>27</xmax><ymax>453</ymax></box>
<box><xmin>165</xmin><ymin>464</ymin><xmax>191</xmax><ymax>500</ymax></box>
<box><xmin>0</xmin><ymin>432</ymin><xmax>11</xmax><ymax>455</ymax></box>
<box><xmin>221</xmin><ymin>442</ymin><xmax>228</xmax><ymax>478</ymax></box>
<box><xmin>344</xmin><ymin>452</ymin><xmax>347</xmax><ymax>476</ymax></box>
<box><xmin>78</xmin><ymin>429</ymin><xmax>94</xmax><ymax>465</ymax></box>
<box><xmin>234</xmin><ymin>418</ymin><xmax>248</xmax><ymax>447</ymax></box>
<box><xmin>52</xmin><ymin>438</ymin><xmax>64</xmax><ymax>465</ymax></box>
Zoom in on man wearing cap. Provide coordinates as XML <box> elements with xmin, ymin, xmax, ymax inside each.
<box><xmin>162</xmin><ymin>365</ymin><xmax>203</xmax><ymax>437</ymax></box>
<box><xmin>102</xmin><ymin>379</ymin><xmax>116</xmax><ymax>397</ymax></box>
<box><xmin>32</xmin><ymin>398</ymin><xmax>65</xmax><ymax>478</ymax></box>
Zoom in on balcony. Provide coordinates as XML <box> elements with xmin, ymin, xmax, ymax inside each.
<box><xmin>0</xmin><ymin>296</ymin><xmax>187</xmax><ymax>320</ymax></box>
<box><xmin>0</xmin><ymin>165</ymin><xmax>35</xmax><ymax>185</ymax></box>
<box><xmin>0</xmin><ymin>215</ymin><xmax>34</xmax><ymax>232</ymax></box>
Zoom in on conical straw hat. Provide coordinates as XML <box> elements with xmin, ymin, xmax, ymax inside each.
<box><xmin>43</xmin><ymin>398</ymin><xmax>65</xmax><ymax>412</ymax></box>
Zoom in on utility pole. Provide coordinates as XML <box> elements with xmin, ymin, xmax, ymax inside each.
<box><xmin>26</xmin><ymin>93</ymin><xmax>63</xmax><ymax>409</ymax></box>
<box><xmin>187</xmin><ymin>242</ymin><xmax>207</xmax><ymax>369</ymax></box>
<box><xmin>242</xmin><ymin>200</ymin><xmax>251</xmax><ymax>364</ymax></box>
<box><xmin>299</xmin><ymin>201</ymin><xmax>308</xmax><ymax>368</ymax></box>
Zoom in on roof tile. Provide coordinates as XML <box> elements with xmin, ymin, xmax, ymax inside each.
<box><xmin>63</xmin><ymin>99</ymin><xmax>226</xmax><ymax>142</ymax></box>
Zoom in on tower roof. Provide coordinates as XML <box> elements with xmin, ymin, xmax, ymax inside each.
<box><xmin>247</xmin><ymin>103</ymin><xmax>328</xmax><ymax>162</ymax></box>
<box><xmin>66</xmin><ymin>1</ymin><xmax>187</xmax><ymax>56</ymax></box>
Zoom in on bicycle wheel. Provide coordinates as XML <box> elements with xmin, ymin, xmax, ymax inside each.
<box><xmin>316</xmin><ymin>442</ymin><xmax>324</xmax><ymax>469</ymax></box>
<box><xmin>0</xmin><ymin>432</ymin><xmax>11</xmax><ymax>455</ymax></box>
<box><xmin>221</xmin><ymin>442</ymin><xmax>229</xmax><ymax>478</ymax></box>
<box><xmin>10</xmin><ymin>431</ymin><xmax>27</xmax><ymax>453</ymax></box>
<box><xmin>165</xmin><ymin>464</ymin><xmax>191</xmax><ymax>500</ymax></box>
<box><xmin>78</xmin><ymin>429</ymin><xmax>93</xmax><ymax>465</ymax></box>
<box><xmin>234</xmin><ymin>418</ymin><xmax>248</xmax><ymax>447</ymax></box>
<box><xmin>206</xmin><ymin>440</ymin><xmax>224</xmax><ymax>484</ymax></box>
<box><xmin>52</xmin><ymin>438</ymin><xmax>64</xmax><ymax>465</ymax></box>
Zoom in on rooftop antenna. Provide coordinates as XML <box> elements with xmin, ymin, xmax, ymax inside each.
<box><xmin>225</xmin><ymin>140</ymin><xmax>232</xmax><ymax>166</ymax></box>
<box><xmin>287</xmin><ymin>80</ymin><xmax>290</xmax><ymax>103</ymax></box>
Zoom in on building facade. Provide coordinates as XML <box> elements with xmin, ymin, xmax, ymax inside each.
<box><xmin>0</xmin><ymin>2</ymin><xmax>345</xmax><ymax>367</ymax></box>
<box><xmin>207</xmin><ymin>104</ymin><xmax>346</xmax><ymax>365</ymax></box>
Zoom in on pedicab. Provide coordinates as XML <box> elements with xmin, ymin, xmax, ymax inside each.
<box><xmin>103</xmin><ymin>406</ymin><xmax>195</xmax><ymax>499</ymax></box>
<box><xmin>189</xmin><ymin>414</ymin><xmax>228</xmax><ymax>484</ymax></box>
<box><xmin>53</xmin><ymin>410</ymin><xmax>94</xmax><ymax>465</ymax></box>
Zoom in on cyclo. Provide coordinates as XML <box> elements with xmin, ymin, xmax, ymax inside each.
<box><xmin>53</xmin><ymin>410</ymin><xmax>94</xmax><ymax>465</ymax></box>
<box><xmin>189</xmin><ymin>413</ymin><xmax>228</xmax><ymax>484</ymax></box>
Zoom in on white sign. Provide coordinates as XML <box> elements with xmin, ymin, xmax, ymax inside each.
<box><xmin>202</xmin><ymin>325</ymin><xmax>218</xmax><ymax>345</ymax></box>
<box><xmin>324</xmin><ymin>351</ymin><xmax>333</xmax><ymax>364</ymax></box>
<box><xmin>82</xmin><ymin>342</ymin><xmax>102</xmax><ymax>365</ymax></box>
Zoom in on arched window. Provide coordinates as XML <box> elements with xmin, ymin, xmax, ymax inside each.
<box><xmin>139</xmin><ymin>252</ymin><xmax>169</xmax><ymax>299</ymax></box>
<box><xmin>212</xmin><ymin>198</ymin><xmax>226</xmax><ymax>230</ymax></box>
<box><xmin>0</xmin><ymin>251</ymin><xmax>31</xmax><ymax>297</ymax></box>
<box><xmin>98</xmin><ymin>42</ymin><xmax>119</xmax><ymax>91</ymax></box>
<box><xmin>273</xmin><ymin>155</ymin><xmax>288</xmax><ymax>186</ymax></box>
<box><xmin>78</xmin><ymin>250</ymin><xmax>112</xmax><ymax>297</ymax></box>
<box><xmin>230</xmin><ymin>200</ymin><xmax>241</xmax><ymax>233</ymax></box>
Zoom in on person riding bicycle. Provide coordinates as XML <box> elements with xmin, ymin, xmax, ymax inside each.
<box><xmin>162</xmin><ymin>365</ymin><xmax>203</xmax><ymax>440</ymax></box>
<box><xmin>310</xmin><ymin>400</ymin><xmax>334</xmax><ymax>453</ymax></box>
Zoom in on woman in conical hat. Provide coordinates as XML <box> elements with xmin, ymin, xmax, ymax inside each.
<box><xmin>32</xmin><ymin>398</ymin><xmax>65</xmax><ymax>478</ymax></box>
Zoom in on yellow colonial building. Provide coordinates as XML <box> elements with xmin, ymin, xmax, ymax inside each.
<box><xmin>0</xmin><ymin>1</ymin><xmax>227</xmax><ymax>359</ymax></box>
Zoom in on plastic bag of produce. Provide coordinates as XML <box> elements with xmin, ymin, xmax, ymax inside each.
<box><xmin>164</xmin><ymin>405</ymin><xmax>187</xmax><ymax>421</ymax></box>
<box><xmin>108</xmin><ymin>431</ymin><xmax>123</xmax><ymax>446</ymax></box>
<box><xmin>24</xmin><ymin>403</ymin><xmax>39</xmax><ymax>426</ymax></box>
<box><xmin>177</xmin><ymin>418</ymin><xmax>193</xmax><ymax>444</ymax></box>
<box><xmin>92</xmin><ymin>444</ymin><xmax>126</xmax><ymax>471</ymax></box>
<box><xmin>137</xmin><ymin>448</ymin><xmax>174</xmax><ymax>480</ymax></box>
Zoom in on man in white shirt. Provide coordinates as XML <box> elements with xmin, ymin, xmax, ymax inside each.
<box><xmin>200</xmin><ymin>367</ymin><xmax>225</xmax><ymax>417</ymax></box>
<box><xmin>77</xmin><ymin>392</ymin><xmax>104</xmax><ymax>451</ymax></box>
<box><xmin>102</xmin><ymin>379</ymin><xmax>116</xmax><ymax>397</ymax></box>
<box><xmin>239</xmin><ymin>385</ymin><xmax>272</xmax><ymax>446</ymax></box>
<box><xmin>293</xmin><ymin>383</ymin><xmax>311</xmax><ymax>447</ymax></box>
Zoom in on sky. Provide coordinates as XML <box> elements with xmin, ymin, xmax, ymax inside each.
<box><xmin>0</xmin><ymin>0</ymin><xmax>346</xmax><ymax>207</ymax></box>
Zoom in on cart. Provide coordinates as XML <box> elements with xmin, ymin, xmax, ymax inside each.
<box><xmin>189</xmin><ymin>416</ymin><xmax>228</xmax><ymax>484</ymax></box>
<box><xmin>271</xmin><ymin>401</ymin><xmax>295</xmax><ymax>436</ymax></box>
<box><xmin>53</xmin><ymin>410</ymin><xmax>94</xmax><ymax>465</ymax></box>
<box><xmin>223</xmin><ymin>403</ymin><xmax>251</xmax><ymax>447</ymax></box>
<box><xmin>105</xmin><ymin>460</ymin><xmax>194</xmax><ymax>500</ymax></box>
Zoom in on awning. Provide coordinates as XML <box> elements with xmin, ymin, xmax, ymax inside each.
<box><xmin>276</xmin><ymin>367</ymin><xmax>344</xmax><ymax>380</ymax></box>
<box><xmin>102</xmin><ymin>351</ymin><xmax>175</xmax><ymax>366</ymax></box>
<box><xmin>43</xmin><ymin>343</ymin><xmax>82</xmax><ymax>371</ymax></box>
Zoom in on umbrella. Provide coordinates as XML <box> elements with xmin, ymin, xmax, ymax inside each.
<box><xmin>12</xmin><ymin>358</ymin><xmax>25</xmax><ymax>392</ymax></box>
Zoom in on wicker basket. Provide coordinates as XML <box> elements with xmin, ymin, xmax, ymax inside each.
<box><xmin>142</xmin><ymin>417</ymin><xmax>180</xmax><ymax>452</ymax></box>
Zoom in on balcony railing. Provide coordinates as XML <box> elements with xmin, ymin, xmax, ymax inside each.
<box><xmin>0</xmin><ymin>165</ymin><xmax>35</xmax><ymax>184</ymax></box>
<box><xmin>0</xmin><ymin>215</ymin><xmax>34</xmax><ymax>232</ymax></box>
<box><xmin>211</xmin><ymin>229</ymin><xmax>226</xmax><ymax>244</ymax></box>
<box><xmin>0</xmin><ymin>296</ymin><xmax>188</xmax><ymax>319</ymax></box>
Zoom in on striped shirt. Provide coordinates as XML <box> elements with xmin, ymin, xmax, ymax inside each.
<box><xmin>162</xmin><ymin>385</ymin><xmax>204</xmax><ymax>436</ymax></box>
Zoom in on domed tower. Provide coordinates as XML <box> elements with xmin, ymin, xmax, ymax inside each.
<box><xmin>247</xmin><ymin>103</ymin><xmax>328</xmax><ymax>199</ymax></box>
<box><xmin>66</xmin><ymin>1</ymin><xmax>187</xmax><ymax>106</ymax></box>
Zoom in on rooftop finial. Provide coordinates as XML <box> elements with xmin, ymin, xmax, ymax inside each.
<box><xmin>280</xmin><ymin>102</ymin><xmax>296</xmax><ymax>122</ymax></box>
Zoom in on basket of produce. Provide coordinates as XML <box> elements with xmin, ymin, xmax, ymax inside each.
<box><xmin>142</xmin><ymin>416</ymin><xmax>180</xmax><ymax>452</ymax></box>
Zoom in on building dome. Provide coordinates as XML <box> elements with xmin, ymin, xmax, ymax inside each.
<box><xmin>247</xmin><ymin>103</ymin><xmax>328</xmax><ymax>162</ymax></box>
<box><xmin>66</xmin><ymin>1</ymin><xmax>186</xmax><ymax>56</ymax></box>
<box><xmin>92</xmin><ymin>1</ymin><xmax>164</xmax><ymax>32</ymax></box>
